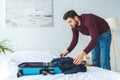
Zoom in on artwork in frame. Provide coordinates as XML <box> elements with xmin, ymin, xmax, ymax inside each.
<box><xmin>6</xmin><ymin>0</ymin><xmax>53</xmax><ymax>27</ymax></box>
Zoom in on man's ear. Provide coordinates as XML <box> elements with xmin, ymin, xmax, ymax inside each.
<box><xmin>74</xmin><ymin>16</ymin><xmax>78</xmax><ymax>21</ymax></box>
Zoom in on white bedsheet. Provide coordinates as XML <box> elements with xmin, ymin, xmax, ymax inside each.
<box><xmin>0</xmin><ymin>50</ymin><xmax>120</xmax><ymax>80</ymax></box>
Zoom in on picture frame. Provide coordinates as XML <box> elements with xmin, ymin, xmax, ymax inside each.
<box><xmin>6</xmin><ymin>0</ymin><xmax>53</xmax><ymax>27</ymax></box>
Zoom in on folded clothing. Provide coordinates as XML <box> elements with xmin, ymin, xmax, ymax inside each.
<box><xmin>51</xmin><ymin>57</ymin><xmax>87</xmax><ymax>74</ymax></box>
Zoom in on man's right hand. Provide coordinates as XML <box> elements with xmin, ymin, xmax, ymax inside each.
<box><xmin>60</xmin><ymin>50</ymin><xmax>69</xmax><ymax>57</ymax></box>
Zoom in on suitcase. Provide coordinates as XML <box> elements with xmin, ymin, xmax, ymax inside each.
<box><xmin>17</xmin><ymin>62</ymin><xmax>62</xmax><ymax>78</ymax></box>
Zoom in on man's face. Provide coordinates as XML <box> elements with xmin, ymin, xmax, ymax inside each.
<box><xmin>66</xmin><ymin>17</ymin><xmax>78</xmax><ymax>28</ymax></box>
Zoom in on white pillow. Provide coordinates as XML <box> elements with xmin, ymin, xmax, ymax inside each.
<box><xmin>8</xmin><ymin>50</ymin><xmax>57</xmax><ymax>65</ymax></box>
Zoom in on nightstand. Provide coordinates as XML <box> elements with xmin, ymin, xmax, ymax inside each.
<box><xmin>85</xmin><ymin>63</ymin><xmax>93</xmax><ymax>66</ymax></box>
<box><xmin>82</xmin><ymin>60</ymin><xmax>93</xmax><ymax>67</ymax></box>
<box><xmin>83</xmin><ymin>55</ymin><xmax>93</xmax><ymax>66</ymax></box>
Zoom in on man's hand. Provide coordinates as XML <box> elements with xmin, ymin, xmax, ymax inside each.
<box><xmin>73</xmin><ymin>51</ymin><xmax>86</xmax><ymax>65</ymax></box>
<box><xmin>60</xmin><ymin>50</ymin><xmax>69</xmax><ymax>57</ymax></box>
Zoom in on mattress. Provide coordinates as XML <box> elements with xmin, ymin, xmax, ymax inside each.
<box><xmin>0</xmin><ymin>50</ymin><xmax>120</xmax><ymax>80</ymax></box>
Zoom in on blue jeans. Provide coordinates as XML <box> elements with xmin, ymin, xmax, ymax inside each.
<box><xmin>92</xmin><ymin>30</ymin><xmax>112</xmax><ymax>70</ymax></box>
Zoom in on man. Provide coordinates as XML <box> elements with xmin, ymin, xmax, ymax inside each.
<box><xmin>60</xmin><ymin>10</ymin><xmax>112</xmax><ymax>70</ymax></box>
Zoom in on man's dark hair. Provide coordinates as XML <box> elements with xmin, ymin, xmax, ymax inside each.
<box><xmin>63</xmin><ymin>10</ymin><xmax>79</xmax><ymax>20</ymax></box>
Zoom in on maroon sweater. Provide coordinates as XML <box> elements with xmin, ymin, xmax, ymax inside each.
<box><xmin>67</xmin><ymin>14</ymin><xmax>110</xmax><ymax>54</ymax></box>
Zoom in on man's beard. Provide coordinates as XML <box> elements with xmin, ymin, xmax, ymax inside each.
<box><xmin>75</xmin><ymin>20</ymin><xmax>78</xmax><ymax>27</ymax></box>
<box><xmin>72</xmin><ymin>20</ymin><xmax>78</xmax><ymax>28</ymax></box>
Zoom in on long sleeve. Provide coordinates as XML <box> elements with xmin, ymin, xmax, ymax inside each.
<box><xmin>67</xmin><ymin>28</ymin><xmax>79</xmax><ymax>53</ymax></box>
<box><xmin>83</xmin><ymin>15</ymin><xmax>99</xmax><ymax>54</ymax></box>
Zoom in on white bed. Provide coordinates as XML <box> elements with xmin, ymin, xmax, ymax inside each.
<box><xmin>0</xmin><ymin>50</ymin><xmax>120</xmax><ymax>80</ymax></box>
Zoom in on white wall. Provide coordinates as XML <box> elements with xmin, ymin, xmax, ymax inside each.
<box><xmin>0</xmin><ymin>0</ymin><xmax>120</xmax><ymax>72</ymax></box>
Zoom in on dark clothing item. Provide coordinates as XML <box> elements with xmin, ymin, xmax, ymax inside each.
<box><xmin>67</xmin><ymin>14</ymin><xmax>110</xmax><ymax>54</ymax></box>
<box><xmin>51</xmin><ymin>57</ymin><xmax>87</xmax><ymax>74</ymax></box>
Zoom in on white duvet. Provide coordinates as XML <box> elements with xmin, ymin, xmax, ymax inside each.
<box><xmin>0</xmin><ymin>50</ymin><xmax>120</xmax><ymax>80</ymax></box>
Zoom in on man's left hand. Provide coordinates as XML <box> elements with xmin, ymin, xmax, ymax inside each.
<box><xmin>73</xmin><ymin>51</ymin><xmax>86</xmax><ymax>65</ymax></box>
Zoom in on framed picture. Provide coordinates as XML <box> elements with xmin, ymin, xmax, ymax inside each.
<box><xmin>6</xmin><ymin>0</ymin><xmax>53</xmax><ymax>27</ymax></box>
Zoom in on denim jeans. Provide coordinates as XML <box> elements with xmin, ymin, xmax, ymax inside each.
<box><xmin>92</xmin><ymin>30</ymin><xmax>112</xmax><ymax>70</ymax></box>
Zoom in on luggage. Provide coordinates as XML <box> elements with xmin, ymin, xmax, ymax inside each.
<box><xmin>17</xmin><ymin>62</ymin><xmax>62</xmax><ymax>78</ymax></box>
<box><xmin>17</xmin><ymin>57</ymin><xmax>87</xmax><ymax>78</ymax></box>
